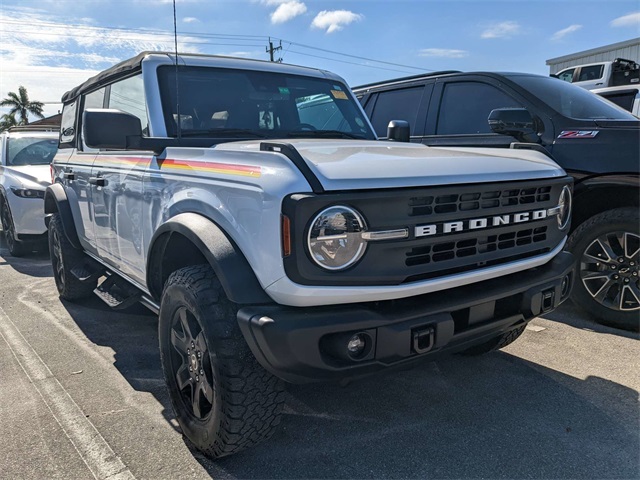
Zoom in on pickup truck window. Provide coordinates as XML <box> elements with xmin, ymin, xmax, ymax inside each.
<box><xmin>59</xmin><ymin>100</ymin><xmax>77</xmax><ymax>147</ymax></box>
<box><xmin>369</xmin><ymin>86</ymin><xmax>426</xmax><ymax>137</ymax></box>
<box><xmin>157</xmin><ymin>66</ymin><xmax>374</xmax><ymax>140</ymax></box>
<box><xmin>557</xmin><ymin>68</ymin><xmax>575</xmax><ymax>83</ymax></box>
<box><xmin>509</xmin><ymin>75</ymin><xmax>637</xmax><ymax>120</ymax></box>
<box><xmin>436</xmin><ymin>82</ymin><xmax>521</xmax><ymax>135</ymax></box>
<box><xmin>578</xmin><ymin>65</ymin><xmax>604</xmax><ymax>82</ymax></box>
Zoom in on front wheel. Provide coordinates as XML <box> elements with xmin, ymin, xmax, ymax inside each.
<box><xmin>567</xmin><ymin>208</ymin><xmax>640</xmax><ymax>331</ymax></box>
<box><xmin>158</xmin><ymin>264</ymin><xmax>285</xmax><ymax>459</ymax></box>
<box><xmin>1</xmin><ymin>198</ymin><xmax>28</xmax><ymax>257</ymax></box>
<box><xmin>48</xmin><ymin>213</ymin><xmax>97</xmax><ymax>300</ymax></box>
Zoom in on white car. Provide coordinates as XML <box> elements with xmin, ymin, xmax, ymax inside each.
<box><xmin>555</xmin><ymin>58</ymin><xmax>639</xmax><ymax>91</ymax></box>
<box><xmin>593</xmin><ymin>85</ymin><xmax>640</xmax><ymax>116</ymax></box>
<box><xmin>0</xmin><ymin>128</ymin><xmax>57</xmax><ymax>256</ymax></box>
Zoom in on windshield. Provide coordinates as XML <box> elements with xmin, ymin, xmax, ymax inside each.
<box><xmin>508</xmin><ymin>75</ymin><xmax>638</xmax><ymax>121</ymax></box>
<box><xmin>6</xmin><ymin>137</ymin><xmax>58</xmax><ymax>166</ymax></box>
<box><xmin>157</xmin><ymin>66</ymin><xmax>375</xmax><ymax>140</ymax></box>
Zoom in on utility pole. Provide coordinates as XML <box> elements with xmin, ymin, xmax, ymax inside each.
<box><xmin>266</xmin><ymin>37</ymin><xmax>282</xmax><ymax>62</ymax></box>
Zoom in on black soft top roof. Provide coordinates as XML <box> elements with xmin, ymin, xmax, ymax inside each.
<box><xmin>61</xmin><ymin>51</ymin><xmax>165</xmax><ymax>103</ymax></box>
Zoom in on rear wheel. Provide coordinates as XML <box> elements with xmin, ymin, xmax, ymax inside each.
<box><xmin>567</xmin><ymin>208</ymin><xmax>640</xmax><ymax>331</ymax></box>
<box><xmin>460</xmin><ymin>326</ymin><xmax>526</xmax><ymax>356</ymax></box>
<box><xmin>49</xmin><ymin>213</ymin><xmax>97</xmax><ymax>300</ymax></box>
<box><xmin>1</xmin><ymin>198</ymin><xmax>28</xmax><ymax>257</ymax></box>
<box><xmin>159</xmin><ymin>264</ymin><xmax>285</xmax><ymax>459</ymax></box>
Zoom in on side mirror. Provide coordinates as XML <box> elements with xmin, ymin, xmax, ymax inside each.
<box><xmin>386</xmin><ymin>120</ymin><xmax>410</xmax><ymax>142</ymax></box>
<box><xmin>488</xmin><ymin>108</ymin><xmax>539</xmax><ymax>141</ymax></box>
<box><xmin>83</xmin><ymin>109</ymin><xmax>142</xmax><ymax>150</ymax></box>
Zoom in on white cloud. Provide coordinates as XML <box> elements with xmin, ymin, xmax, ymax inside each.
<box><xmin>271</xmin><ymin>1</ymin><xmax>307</xmax><ymax>24</ymax></box>
<box><xmin>182</xmin><ymin>17</ymin><xmax>200</xmax><ymax>23</ymax></box>
<box><xmin>419</xmin><ymin>48</ymin><xmax>468</xmax><ymax>59</ymax></box>
<box><xmin>311</xmin><ymin>10</ymin><xmax>363</xmax><ymax>34</ymax></box>
<box><xmin>480</xmin><ymin>21</ymin><xmax>521</xmax><ymax>39</ymax></box>
<box><xmin>610</xmin><ymin>11</ymin><xmax>640</xmax><ymax>27</ymax></box>
<box><xmin>0</xmin><ymin>8</ymin><xmax>206</xmax><ymax>117</ymax></box>
<box><xmin>551</xmin><ymin>24</ymin><xmax>582</xmax><ymax>41</ymax></box>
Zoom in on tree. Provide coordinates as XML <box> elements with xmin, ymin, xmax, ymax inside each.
<box><xmin>0</xmin><ymin>113</ymin><xmax>18</xmax><ymax>132</ymax></box>
<box><xmin>0</xmin><ymin>86</ymin><xmax>45</xmax><ymax>125</ymax></box>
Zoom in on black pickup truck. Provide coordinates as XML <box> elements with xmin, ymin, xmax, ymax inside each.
<box><xmin>354</xmin><ymin>72</ymin><xmax>640</xmax><ymax>330</ymax></box>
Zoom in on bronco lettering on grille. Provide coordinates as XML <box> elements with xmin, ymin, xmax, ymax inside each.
<box><xmin>415</xmin><ymin>209</ymin><xmax>549</xmax><ymax>238</ymax></box>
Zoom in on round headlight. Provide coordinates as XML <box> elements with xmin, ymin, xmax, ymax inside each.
<box><xmin>307</xmin><ymin>206</ymin><xmax>367</xmax><ymax>271</ymax></box>
<box><xmin>558</xmin><ymin>185</ymin><xmax>572</xmax><ymax>230</ymax></box>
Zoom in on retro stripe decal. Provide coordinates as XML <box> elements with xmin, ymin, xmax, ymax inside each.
<box><xmin>160</xmin><ymin>158</ymin><xmax>262</xmax><ymax>177</ymax></box>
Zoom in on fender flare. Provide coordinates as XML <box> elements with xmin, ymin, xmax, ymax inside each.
<box><xmin>44</xmin><ymin>183</ymin><xmax>82</xmax><ymax>249</ymax></box>
<box><xmin>146</xmin><ymin>212</ymin><xmax>271</xmax><ymax>305</ymax></box>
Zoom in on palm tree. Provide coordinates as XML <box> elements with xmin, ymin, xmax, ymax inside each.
<box><xmin>0</xmin><ymin>86</ymin><xmax>45</xmax><ymax>125</ymax></box>
<box><xmin>0</xmin><ymin>113</ymin><xmax>18</xmax><ymax>132</ymax></box>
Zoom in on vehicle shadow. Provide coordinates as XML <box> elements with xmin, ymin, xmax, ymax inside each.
<box><xmin>541</xmin><ymin>301</ymin><xmax>639</xmax><ymax>340</ymax></box>
<box><xmin>0</xmin><ymin>241</ymin><xmax>52</xmax><ymax>278</ymax></box>
<box><xmin>56</xmin><ymin>295</ymin><xmax>639</xmax><ymax>479</ymax></box>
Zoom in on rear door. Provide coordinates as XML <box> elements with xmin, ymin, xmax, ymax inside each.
<box><xmin>423</xmin><ymin>76</ymin><xmax>526</xmax><ymax>147</ymax></box>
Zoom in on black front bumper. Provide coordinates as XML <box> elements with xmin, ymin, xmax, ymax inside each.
<box><xmin>238</xmin><ymin>252</ymin><xmax>574</xmax><ymax>384</ymax></box>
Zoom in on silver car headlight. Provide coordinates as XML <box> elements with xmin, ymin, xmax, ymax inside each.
<box><xmin>307</xmin><ymin>206</ymin><xmax>367</xmax><ymax>270</ymax></box>
<box><xmin>557</xmin><ymin>185</ymin><xmax>572</xmax><ymax>230</ymax></box>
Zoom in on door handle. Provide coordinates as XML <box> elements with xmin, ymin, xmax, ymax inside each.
<box><xmin>63</xmin><ymin>171</ymin><xmax>76</xmax><ymax>180</ymax></box>
<box><xmin>88</xmin><ymin>176</ymin><xmax>106</xmax><ymax>187</ymax></box>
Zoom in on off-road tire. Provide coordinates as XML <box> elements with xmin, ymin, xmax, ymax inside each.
<box><xmin>1</xmin><ymin>198</ymin><xmax>28</xmax><ymax>257</ymax></box>
<box><xmin>159</xmin><ymin>264</ymin><xmax>285</xmax><ymax>459</ymax></box>
<box><xmin>48</xmin><ymin>213</ymin><xmax>97</xmax><ymax>300</ymax></box>
<box><xmin>460</xmin><ymin>325</ymin><xmax>526</xmax><ymax>356</ymax></box>
<box><xmin>567</xmin><ymin>208</ymin><xmax>640</xmax><ymax>331</ymax></box>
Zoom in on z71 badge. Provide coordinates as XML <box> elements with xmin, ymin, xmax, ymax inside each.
<box><xmin>557</xmin><ymin>130</ymin><xmax>599</xmax><ymax>139</ymax></box>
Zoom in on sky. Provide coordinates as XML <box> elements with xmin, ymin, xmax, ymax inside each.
<box><xmin>1</xmin><ymin>0</ymin><xmax>639</xmax><ymax>118</ymax></box>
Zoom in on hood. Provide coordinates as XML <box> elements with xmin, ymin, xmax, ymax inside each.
<box><xmin>217</xmin><ymin>140</ymin><xmax>566</xmax><ymax>191</ymax></box>
<box><xmin>5</xmin><ymin>165</ymin><xmax>52</xmax><ymax>187</ymax></box>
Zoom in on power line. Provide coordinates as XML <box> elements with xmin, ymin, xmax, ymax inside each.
<box><xmin>286</xmin><ymin>50</ymin><xmax>417</xmax><ymax>75</ymax></box>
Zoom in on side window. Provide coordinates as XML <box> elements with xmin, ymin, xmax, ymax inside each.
<box><xmin>557</xmin><ymin>69</ymin><xmax>575</xmax><ymax>83</ymax></box>
<box><xmin>578</xmin><ymin>65</ymin><xmax>604</xmax><ymax>82</ymax></box>
<box><xmin>59</xmin><ymin>101</ymin><xmax>77</xmax><ymax>148</ymax></box>
<box><xmin>81</xmin><ymin>87</ymin><xmax>106</xmax><ymax>151</ymax></box>
<box><xmin>107</xmin><ymin>75</ymin><xmax>149</xmax><ymax>134</ymax></box>
<box><xmin>369</xmin><ymin>86</ymin><xmax>425</xmax><ymax>137</ymax></box>
<box><xmin>436</xmin><ymin>82</ymin><xmax>522</xmax><ymax>135</ymax></box>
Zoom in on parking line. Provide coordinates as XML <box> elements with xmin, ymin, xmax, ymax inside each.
<box><xmin>0</xmin><ymin>305</ymin><xmax>135</xmax><ymax>480</ymax></box>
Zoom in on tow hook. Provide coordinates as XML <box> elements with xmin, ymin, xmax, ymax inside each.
<box><xmin>412</xmin><ymin>326</ymin><xmax>435</xmax><ymax>354</ymax></box>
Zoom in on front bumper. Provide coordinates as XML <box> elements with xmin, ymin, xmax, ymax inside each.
<box><xmin>238</xmin><ymin>252</ymin><xmax>574</xmax><ymax>384</ymax></box>
<box><xmin>9</xmin><ymin>196</ymin><xmax>47</xmax><ymax>237</ymax></box>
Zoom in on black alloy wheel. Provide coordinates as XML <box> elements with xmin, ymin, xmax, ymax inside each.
<box><xmin>568</xmin><ymin>207</ymin><xmax>640</xmax><ymax>331</ymax></box>
<box><xmin>169</xmin><ymin>306</ymin><xmax>215</xmax><ymax>420</ymax></box>
<box><xmin>579</xmin><ymin>231</ymin><xmax>640</xmax><ymax>312</ymax></box>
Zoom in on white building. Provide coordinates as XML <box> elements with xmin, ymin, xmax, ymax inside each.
<box><xmin>546</xmin><ymin>38</ymin><xmax>640</xmax><ymax>74</ymax></box>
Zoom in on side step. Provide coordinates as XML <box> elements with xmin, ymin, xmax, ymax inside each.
<box><xmin>94</xmin><ymin>274</ymin><xmax>141</xmax><ymax>310</ymax></box>
<box><xmin>70</xmin><ymin>260</ymin><xmax>105</xmax><ymax>283</ymax></box>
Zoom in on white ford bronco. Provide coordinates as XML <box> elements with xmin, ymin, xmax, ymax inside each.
<box><xmin>46</xmin><ymin>52</ymin><xmax>574</xmax><ymax>459</ymax></box>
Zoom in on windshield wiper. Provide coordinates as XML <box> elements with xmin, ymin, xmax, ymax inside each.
<box><xmin>285</xmin><ymin>130</ymin><xmax>366</xmax><ymax>140</ymax></box>
<box><xmin>178</xmin><ymin>128</ymin><xmax>268</xmax><ymax>138</ymax></box>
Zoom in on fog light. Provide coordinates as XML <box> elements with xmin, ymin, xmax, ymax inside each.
<box><xmin>347</xmin><ymin>333</ymin><xmax>366</xmax><ymax>356</ymax></box>
<box><xmin>561</xmin><ymin>273</ymin><xmax>572</xmax><ymax>298</ymax></box>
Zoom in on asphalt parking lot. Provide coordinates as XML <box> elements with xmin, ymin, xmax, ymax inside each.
<box><xmin>0</xmin><ymin>241</ymin><xmax>638</xmax><ymax>480</ymax></box>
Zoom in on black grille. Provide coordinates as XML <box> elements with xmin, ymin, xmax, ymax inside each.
<box><xmin>406</xmin><ymin>226</ymin><xmax>548</xmax><ymax>267</ymax></box>
<box><xmin>409</xmin><ymin>186</ymin><xmax>552</xmax><ymax>216</ymax></box>
<box><xmin>282</xmin><ymin>177</ymin><xmax>571</xmax><ymax>287</ymax></box>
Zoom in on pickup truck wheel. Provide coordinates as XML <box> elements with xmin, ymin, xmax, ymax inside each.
<box><xmin>459</xmin><ymin>325</ymin><xmax>526</xmax><ymax>356</ymax></box>
<box><xmin>48</xmin><ymin>213</ymin><xmax>97</xmax><ymax>300</ymax></box>
<box><xmin>158</xmin><ymin>264</ymin><xmax>285</xmax><ymax>459</ymax></box>
<box><xmin>1</xmin><ymin>198</ymin><xmax>28</xmax><ymax>257</ymax></box>
<box><xmin>567</xmin><ymin>208</ymin><xmax>640</xmax><ymax>331</ymax></box>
